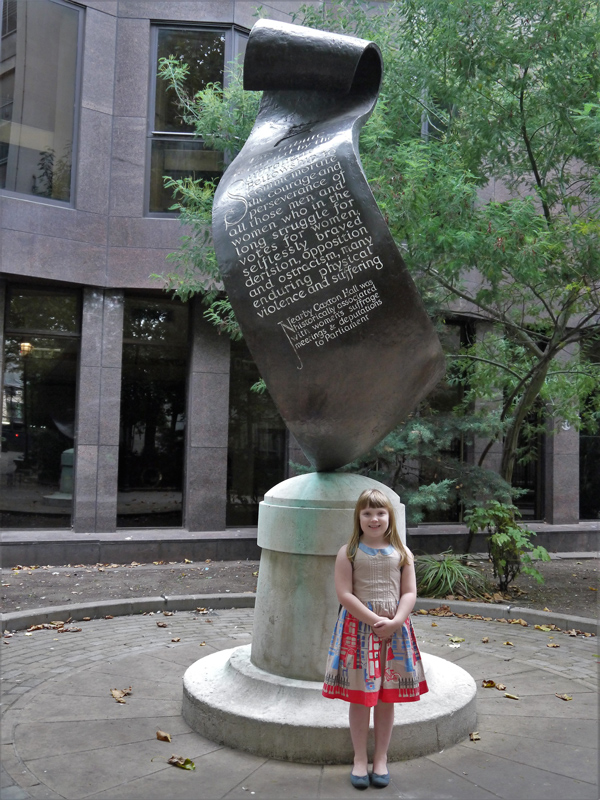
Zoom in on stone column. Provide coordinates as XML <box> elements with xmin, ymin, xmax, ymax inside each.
<box><xmin>73</xmin><ymin>288</ymin><xmax>123</xmax><ymax>532</ymax></box>
<box><xmin>544</xmin><ymin>418</ymin><xmax>580</xmax><ymax>524</ymax></box>
<box><xmin>251</xmin><ymin>472</ymin><xmax>406</xmax><ymax>681</ymax></box>
<box><xmin>0</xmin><ymin>280</ymin><xmax>6</xmax><ymax>422</ymax></box>
<box><xmin>183</xmin><ymin>297</ymin><xmax>230</xmax><ymax>531</ymax></box>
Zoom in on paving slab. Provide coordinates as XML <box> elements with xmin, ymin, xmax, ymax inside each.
<box><xmin>1</xmin><ymin>603</ymin><xmax>597</xmax><ymax>800</ymax></box>
<box><xmin>475</xmin><ymin>713</ymin><xmax>599</xmax><ymax>748</ymax></box>
<box><xmin>14</xmin><ymin>716</ymin><xmax>194</xmax><ymax>762</ymax></box>
<box><xmin>386</xmin><ymin>756</ymin><xmax>501</xmax><ymax>799</ymax></box>
<box><xmin>89</xmin><ymin>747</ymin><xmax>268</xmax><ymax>800</ymax></box>
<box><xmin>429</xmin><ymin>744</ymin><xmax>598</xmax><ymax>800</ymax></box>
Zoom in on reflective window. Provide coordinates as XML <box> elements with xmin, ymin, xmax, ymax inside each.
<box><xmin>580</xmin><ymin>340</ymin><xmax>600</xmax><ymax>520</ymax></box>
<box><xmin>0</xmin><ymin>0</ymin><xmax>81</xmax><ymax>202</ymax></box>
<box><xmin>227</xmin><ymin>340</ymin><xmax>287</xmax><ymax>526</ymax></box>
<box><xmin>1</xmin><ymin>286</ymin><xmax>80</xmax><ymax>529</ymax></box>
<box><xmin>148</xmin><ymin>25</ymin><xmax>247</xmax><ymax>213</ymax></box>
<box><xmin>117</xmin><ymin>297</ymin><xmax>189</xmax><ymax>528</ymax></box>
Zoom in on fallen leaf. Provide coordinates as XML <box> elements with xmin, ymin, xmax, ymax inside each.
<box><xmin>503</xmin><ymin>641</ymin><xmax>514</xmax><ymax>646</ymax></box>
<box><xmin>416</xmin><ymin>609</ymin><xmax>428</xmax><ymax>615</ymax></box>
<box><xmin>171</xmin><ymin>637</ymin><xmax>181</xmax><ymax>643</ymax></box>
<box><xmin>205</xmin><ymin>559</ymin><xmax>212</xmax><ymax>564</ymax></box>
<box><xmin>469</xmin><ymin>732</ymin><xmax>481</xmax><ymax>741</ymax></box>
<box><xmin>156</xmin><ymin>730</ymin><xmax>171</xmax><ymax>742</ymax></box>
<box><xmin>509</xmin><ymin>618</ymin><xmax>528</xmax><ymax>627</ymax></box>
<box><xmin>547</xmin><ymin>643</ymin><xmax>560</xmax><ymax>648</ymax></box>
<box><xmin>157</xmin><ymin>622</ymin><xmax>168</xmax><ymax>628</ymax></box>
<box><xmin>555</xmin><ymin>693</ymin><xmax>572</xmax><ymax>701</ymax></box>
<box><xmin>184</xmin><ymin>559</ymin><xmax>192</xmax><ymax>564</ymax></box>
<box><xmin>163</xmin><ymin>611</ymin><xmax>173</xmax><ymax>616</ymax></box>
<box><xmin>481</xmin><ymin>637</ymin><xmax>489</xmax><ymax>643</ymax></box>
<box><xmin>496</xmin><ymin>684</ymin><xmax>506</xmax><ymax>691</ymax></box>
<box><xmin>589</xmin><ymin>587</ymin><xmax>598</xmax><ymax>591</ymax></box>
<box><xmin>82</xmin><ymin>617</ymin><xmax>91</xmax><ymax>621</ymax></box>
<box><xmin>448</xmin><ymin>636</ymin><xmax>465</xmax><ymax>643</ymax></box>
<box><xmin>431</xmin><ymin>622</ymin><xmax>438</xmax><ymax>627</ymax></box>
<box><xmin>543</xmin><ymin>607</ymin><xmax>551</xmax><ymax>612</ymax></box>
<box><xmin>482</xmin><ymin>679</ymin><xmax>496</xmax><ymax>688</ymax></box>
<box><xmin>535</xmin><ymin>624</ymin><xmax>552</xmax><ymax>632</ymax></box>
<box><xmin>168</xmin><ymin>754</ymin><xmax>195</xmax><ymax>770</ymax></box>
<box><xmin>504</xmin><ymin>693</ymin><xmax>519</xmax><ymax>700</ymax></box>
<box><xmin>199</xmin><ymin>641</ymin><xmax>206</xmax><ymax>646</ymax></box>
<box><xmin>252</xmin><ymin>571</ymin><xmax>259</xmax><ymax>577</ymax></box>
<box><xmin>492</xmin><ymin>593</ymin><xmax>504</xmax><ymax>603</ymax></box>
<box><xmin>104</xmin><ymin>615</ymin><xmax>114</xmax><ymax>620</ymax></box>
<box><xmin>110</xmin><ymin>687</ymin><xmax>132</xmax><ymax>704</ymax></box>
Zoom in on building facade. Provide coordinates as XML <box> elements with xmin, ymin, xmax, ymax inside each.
<box><xmin>0</xmin><ymin>0</ymin><xmax>596</xmax><ymax>539</ymax></box>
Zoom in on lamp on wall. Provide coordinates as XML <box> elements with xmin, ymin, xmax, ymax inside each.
<box><xmin>19</xmin><ymin>341</ymin><xmax>33</xmax><ymax>356</ymax></box>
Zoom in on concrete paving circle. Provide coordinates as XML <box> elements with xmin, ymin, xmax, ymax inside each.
<box><xmin>1</xmin><ymin>606</ymin><xmax>597</xmax><ymax>799</ymax></box>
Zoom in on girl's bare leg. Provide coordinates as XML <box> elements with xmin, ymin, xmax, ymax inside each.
<box><xmin>348</xmin><ymin>703</ymin><xmax>371</xmax><ymax>775</ymax></box>
<box><xmin>372</xmin><ymin>700</ymin><xmax>395</xmax><ymax>774</ymax></box>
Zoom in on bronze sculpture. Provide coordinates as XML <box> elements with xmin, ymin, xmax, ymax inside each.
<box><xmin>212</xmin><ymin>19</ymin><xmax>445</xmax><ymax>470</ymax></box>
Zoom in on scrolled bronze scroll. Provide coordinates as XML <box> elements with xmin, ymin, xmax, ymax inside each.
<box><xmin>212</xmin><ymin>19</ymin><xmax>445</xmax><ymax>471</ymax></box>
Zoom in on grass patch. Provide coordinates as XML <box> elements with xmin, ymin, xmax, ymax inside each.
<box><xmin>415</xmin><ymin>550</ymin><xmax>489</xmax><ymax>599</ymax></box>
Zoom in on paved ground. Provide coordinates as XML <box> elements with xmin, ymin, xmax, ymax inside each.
<box><xmin>1</xmin><ymin>599</ymin><xmax>597</xmax><ymax>800</ymax></box>
<box><xmin>2</xmin><ymin>554</ymin><xmax>598</xmax><ymax>618</ymax></box>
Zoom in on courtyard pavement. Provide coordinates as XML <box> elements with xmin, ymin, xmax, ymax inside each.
<box><xmin>1</xmin><ymin>596</ymin><xmax>598</xmax><ymax>800</ymax></box>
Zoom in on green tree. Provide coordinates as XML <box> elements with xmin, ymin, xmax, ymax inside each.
<box><xmin>155</xmin><ymin>0</ymin><xmax>600</xmax><ymax>517</ymax></box>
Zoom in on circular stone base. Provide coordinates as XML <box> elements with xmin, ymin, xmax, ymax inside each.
<box><xmin>182</xmin><ymin>645</ymin><xmax>476</xmax><ymax>764</ymax></box>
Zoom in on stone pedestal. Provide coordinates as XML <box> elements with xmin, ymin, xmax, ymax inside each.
<box><xmin>182</xmin><ymin>473</ymin><xmax>476</xmax><ymax>762</ymax></box>
<box><xmin>251</xmin><ymin>472</ymin><xmax>404</xmax><ymax>681</ymax></box>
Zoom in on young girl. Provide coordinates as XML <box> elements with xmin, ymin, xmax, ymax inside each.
<box><xmin>322</xmin><ymin>489</ymin><xmax>428</xmax><ymax>789</ymax></box>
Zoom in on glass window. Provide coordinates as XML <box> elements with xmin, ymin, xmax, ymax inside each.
<box><xmin>580</xmin><ymin>340</ymin><xmax>600</xmax><ymax>520</ymax></box>
<box><xmin>227</xmin><ymin>340</ymin><xmax>288</xmax><ymax>526</ymax></box>
<box><xmin>0</xmin><ymin>0</ymin><xmax>81</xmax><ymax>202</ymax></box>
<box><xmin>117</xmin><ymin>297</ymin><xmax>189</xmax><ymax>528</ymax></box>
<box><xmin>154</xmin><ymin>28</ymin><xmax>226</xmax><ymax>133</ymax></box>
<box><xmin>148</xmin><ymin>25</ymin><xmax>248</xmax><ymax>213</ymax></box>
<box><xmin>1</xmin><ymin>286</ymin><xmax>81</xmax><ymax>530</ymax></box>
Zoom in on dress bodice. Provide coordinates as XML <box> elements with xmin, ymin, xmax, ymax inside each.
<box><xmin>352</xmin><ymin>542</ymin><xmax>402</xmax><ymax>616</ymax></box>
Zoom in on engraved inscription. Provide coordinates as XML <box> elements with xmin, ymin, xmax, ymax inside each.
<box><xmin>225</xmin><ymin>134</ymin><xmax>385</xmax><ymax>366</ymax></box>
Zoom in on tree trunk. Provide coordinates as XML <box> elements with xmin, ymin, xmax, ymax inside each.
<box><xmin>500</xmin><ymin>359</ymin><xmax>552</xmax><ymax>485</ymax></box>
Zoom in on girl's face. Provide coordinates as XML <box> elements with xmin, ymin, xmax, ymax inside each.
<box><xmin>359</xmin><ymin>505</ymin><xmax>390</xmax><ymax>540</ymax></box>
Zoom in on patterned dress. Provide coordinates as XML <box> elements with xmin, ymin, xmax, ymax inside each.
<box><xmin>322</xmin><ymin>542</ymin><xmax>428</xmax><ymax>706</ymax></box>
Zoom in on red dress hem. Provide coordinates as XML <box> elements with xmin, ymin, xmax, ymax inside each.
<box><xmin>322</xmin><ymin>679</ymin><xmax>429</xmax><ymax>706</ymax></box>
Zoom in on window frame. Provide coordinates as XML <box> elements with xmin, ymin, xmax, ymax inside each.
<box><xmin>0</xmin><ymin>0</ymin><xmax>84</xmax><ymax>208</ymax></box>
<box><xmin>145</xmin><ymin>22</ymin><xmax>248</xmax><ymax>217</ymax></box>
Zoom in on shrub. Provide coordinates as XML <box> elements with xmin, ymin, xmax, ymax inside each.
<box><xmin>464</xmin><ymin>501</ymin><xmax>551</xmax><ymax>592</ymax></box>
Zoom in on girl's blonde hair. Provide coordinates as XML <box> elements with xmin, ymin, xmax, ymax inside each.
<box><xmin>346</xmin><ymin>488</ymin><xmax>409</xmax><ymax>565</ymax></box>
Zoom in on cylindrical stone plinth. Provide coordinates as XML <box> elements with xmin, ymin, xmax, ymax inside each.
<box><xmin>182</xmin><ymin>472</ymin><xmax>477</xmax><ymax>763</ymax></box>
<box><xmin>250</xmin><ymin>472</ymin><xmax>404</xmax><ymax>681</ymax></box>
<box><xmin>182</xmin><ymin>645</ymin><xmax>477</xmax><ymax>764</ymax></box>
